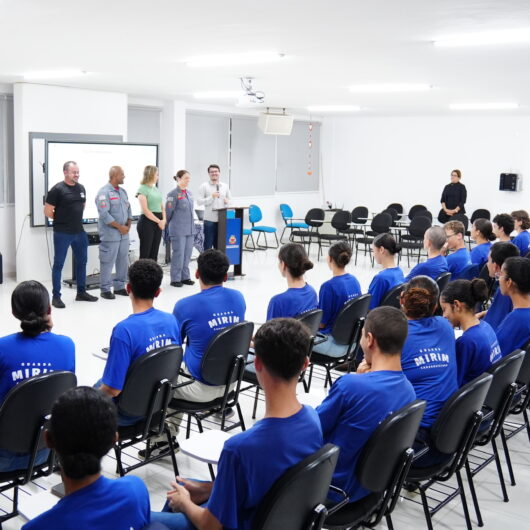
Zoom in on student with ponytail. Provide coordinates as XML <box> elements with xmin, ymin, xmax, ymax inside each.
<box><xmin>470</xmin><ymin>218</ymin><xmax>496</xmax><ymax>269</ymax></box>
<box><xmin>441</xmin><ymin>279</ymin><xmax>501</xmax><ymax>386</ymax></box>
<box><xmin>266</xmin><ymin>243</ymin><xmax>318</xmax><ymax>320</ymax></box>
<box><xmin>23</xmin><ymin>387</ymin><xmax>150</xmax><ymax>529</ymax></box>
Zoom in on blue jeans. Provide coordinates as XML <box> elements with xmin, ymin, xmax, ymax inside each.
<box><xmin>52</xmin><ymin>230</ymin><xmax>88</xmax><ymax>297</ymax></box>
<box><xmin>150</xmin><ymin>500</ymin><xmax>208</xmax><ymax>530</ymax></box>
<box><xmin>0</xmin><ymin>448</ymin><xmax>49</xmax><ymax>472</ymax></box>
<box><xmin>203</xmin><ymin>221</ymin><xmax>218</xmax><ymax>250</ymax></box>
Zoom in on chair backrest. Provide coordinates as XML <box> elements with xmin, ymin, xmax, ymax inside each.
<box><xmin>516</xmin><ymin>344</ymin><xmax>530</xmax><ymax>386</ymax></box>
<box><xmin>331</xmin><ymin>210</ymin><xmax>351</xmax><ymax>231</ymax></box>
<box><xmin>357</xmin><ymin>400</ymin><xmax>426</xmax><ymax>492</ymax></box>
<box><xmin>295</xmin><ymin>309</ymin><xmax>324</xmax><ymax>337</ymax></box>
<box><xmin>201</xmin><ymin>321</ymin><xmax>255</xmax><ymax>386</ymax></box>
<box><xmin>387</xmin><ymin>203</ymin><xmax>404</xmax><ymax>215</ymax></box>
<box><xmin>408</xmin><ymin>204</ymin><xmax>427</xmax><ymax>219</ymax></box>
<box><xmin>280</xmin><ymin>203</ymin><xmax>294</xmax><ymax>222</ymax></box>
<box><xmin>249</xmin><ymin>204</ymin><xmax>263</xmax><ymax>225</ymax></box>
<box><xmin>331</xmin><ymin>294</ymin><xmax>371</xmax><ymax>345</ymax></box>
<box><xmin>450</xmin><ymin>213</ymin><xmax>469</xmax><ymax>231</ymax></box>
<box><xmin>253</xmin><ymin>444</ymin><xmax>339</xmax><ymax>530</ymax></box>
<box><xmin>117</xmin><ymin>345</ymin><xmax>183</xmax><ymax>418</ymax></box>
<box><xmin>370</xmin><ymin>213</ymin><xmax>392</xmax><ymax>234</ymax></box>
<box><xmin>409</xmin><ymin>209</ymin><xmax>432</xmax><ymax>222</ymax></box>
<box><xmin>471</xmin><ymin>209</ymin><xmax>491</xmax><ymax>222</ymax></box>
<box><xmin>408</xmin><ymin>215</ymin><xmax>432</xmax><ymax>238</ymax></box>
<box><xmin>435</xmin><ymin>271</ymin><xmax>452</xmax><ymax>293</ymax></box>
<box><xmin>351</xmin><ymin>206</ymin><xmax>369</xmax><ymax>224</ymax></box>
<box><xmin>305</xmin><ymin>208</ymin><xmax>325</xmax><ymax>228</ymax></box>
<box><xmin>0</xmin><ymin>371</ymin><xmax>77</xmax><ymax>454</ymax></box>
<box><xmin>430</xmin><ymin>372</ymin><xmax>493</xmax><ymax>454</ymax></box>
<box><xmin>380</xmin><ymin>283</ymin><xmax>405</xmax><ymax>308</ymax></box>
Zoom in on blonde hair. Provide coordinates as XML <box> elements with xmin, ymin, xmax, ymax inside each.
<box><xmin>141</xmin><ymin>165</ymin><xmax>158</xmax><ymax>186</ymax></box>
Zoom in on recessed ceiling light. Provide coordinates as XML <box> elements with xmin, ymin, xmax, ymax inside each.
<box><xmin>193</xmin><ymin>91</ymin><xmax>244</xmax><ymax>99</ymax></box>
<box><xmin>434</xmin><ymin>28</ymin><xmax>530</xmax><ymax>47</ymax></box>
<box><xmin>23</xmin><ymin>69</ymin><xmax>88</xmax><ymax>80</ymax></box>
<box><xmin>186</xmin><ymin>51</ymin><xmax>284</xmax><ymax>68</ymax></box>
<box><xmin>348</xmin><ymin>83</ymin><xmax>432</xmax><ymax>93</ymax></box>
<box><xmin>449</xmin><ymin>102</ymin><xmax>519</xmax><ymax>110</ymax></box>
<box><xmin>307</xmin><ymin>105</ymin><xmax>361</xmax><ymax>112</ymax></box>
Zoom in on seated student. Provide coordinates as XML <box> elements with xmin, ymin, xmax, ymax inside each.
<box><xmin>316</xmin><ymin>307</ymin><xmax>416</xmax><ymax>503</ymax></box>
<box><xmin>405</xmin><ymin>226</ymin><xmax>448</xmax><ymax>281</ymax></box>
<box><xmin>0</xmin><ymin>280</ymin><xmax>75</xmax><ymax>472</ymax></box>
<box><xmin>23</xmin><ymin>387</ymin><xmax>150</xmax><ymax>529</ymax></box>
<box><xmin>150</xmin><ymin>318</ymin><xmax>323</xmax><ymax>530</ymax></box>
<box><xmin>441</xmin><ymin>279</ymin><xmax>501</xmax><ymax>386</ymax></box>
<box><xmin>444</xmin><ymin>220</ymin><xmax>472</xmax><ymax>280</ymax></box>
<box><xmin>267</xmin><ymin>243</ymin><xmax>317</xmax><ymax>319</ymax></box>
<box><xmin>511</xmin><ymin>210</ymin><xmax>530</xmax><ymax>256</ymax></box>
<box><xmin>367</xmin><ymin>233</ymin><xmax>404</xmax><ymax>309</ymax></box>
<box><xmin>400</xmin><ymin>276</ymin><xmax>458</xmax><ymax>431</ymax></box>
<box><xmin>470</xmin><ymin>218</ymin><xmax>496</xmax><ymax>269</ymax></box>
<box><xmin>318</xmin><ymin>241</ymin><xmax>362</xmax><ymax>334</ymax></box>
<box><xmin>98</xmin><ymin>259</ymin><xmax>180</xmax><ymax>420</ymax></box>
<box><xmin>477</xmin><ymin>242</ymin><xmax>519</xmax><ymax>330</ymax></box>
<box><xmin>492</xmin><ymin>213</ymin><xmax>514</xmax><ymax>243</ymax></box>
<box><xmin>496</xmin><ymin>257</ymin><xmax>530</xmax><ymax>356</ymax></box>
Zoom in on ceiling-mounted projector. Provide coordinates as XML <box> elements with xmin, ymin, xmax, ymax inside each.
<box><xmin>258</xmin><ymin>109</ymin><xmax>294</xmax><ymax>135</ymax></box>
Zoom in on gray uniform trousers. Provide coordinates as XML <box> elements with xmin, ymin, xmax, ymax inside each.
<box><xmin>170</xmin><ymin>235</ymin><xmax>194</xmax><ymax>282</ymax></box>
<box><xmin>99</xmin><ymin>238</ymin><xmax>129</xmax><ymax>292</ymax></box>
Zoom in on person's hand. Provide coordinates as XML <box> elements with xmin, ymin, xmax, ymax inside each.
<box><xmin>177</xmin><ymin>476</ymin><xmax>212</xmax><ymax>505</ymax></box>
<box><xmin>167</xmin><ymin>481</ymin><xmax>191</xmax><ymax>513</ymax></box>
<box><xmin>356</xmin><ymin>359</ymin><xmax>372</xmax><ymax>374</ymax></box>
<box><xmin>224</xmin><ymin>198</ymin><xmax>229</xmax><ymax>205</ymax></box>
<box><xmin>158</xmin><ymin>220</ymin><xmax>166</xmax><ymax>230</ymax></box>
<box><xmin>212</xmin><ymin>191</ymin><xmax>220</xmax><ymax>199</ymax></box>
<box><xmin>118</xmin><ymin>225</ymin><xmax>128</xmax><ymax>235</ymax></box>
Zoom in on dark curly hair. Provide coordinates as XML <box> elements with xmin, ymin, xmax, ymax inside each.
<box><xmin>128</xmin><ymin>259</ymin><xmax>163</xmax><ymax>299</ymax></box>
<box><xmin>402</xmin><ymin>275</ymin><xmax>439</xmax><ymax>319</ymax></box>
<box><xmin>503</xmin><ymin>257</ymin><xmax>530</xmax><ymax>294</ymax></box>
<box><xmin>197</xmin><ymin>249</ymin><xmax>229</xmax><ymax>285</ymax></box>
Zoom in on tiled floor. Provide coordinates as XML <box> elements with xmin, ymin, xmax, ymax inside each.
<box><xmin>1</xmin><ymin>244</ymin><xmax>529</xmax><ymax>529</ymax></box>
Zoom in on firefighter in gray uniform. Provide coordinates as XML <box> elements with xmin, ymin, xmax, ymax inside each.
<box><xmin>96</xmin><ymin>166</ymin><xmax>133</xmax><ymax>299</ymax></box>
<box><xmin>166</xmin><ymin>170</ymin><xmax>195</xmax><ymax>287</ymax></box>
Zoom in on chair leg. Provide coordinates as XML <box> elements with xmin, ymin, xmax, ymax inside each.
<box><xmin>307</xmin><ymin>363</ymin><xmax>314</xmax><ymax>392</ymax></box>
<box><xmin>280</xmin><ymin>225</ymin><xmax>288</xmax><ymax>243</ymax></box>
<box><xmin>114</xmin><ymin>444</ymin><xmax>125</xmax><ymax>477</ymax></box>
<box><xmin>524</xmin><ymin>408</ymin><xmax>530</xmax><ymax>443</ymax></box>
<box><xmin>465</xmin><ymin>459</ymin><xmax>484</xmax><ymax>527</ymax></box>
<box><xmin>385</xmin><ymin>514</ymin><xmax>395</xmax><ymax>530</ymax></box>
<box><xmin>500</xmin><ymin>429</ymin><xmax>516</xmax><ymax>486</ymax></box>
<box><xmin>166</xmin><ymin>427</ymin><xmax>180</xmax><ymax>477</ymax></box>
<box><xmin>456</xmin><ymin>469</ymin><xmax>473</xmax><ymax>530</ymax></box>
<box><xmin>236</xmin><ymin>403</ymin><xmax>246</xmax><ymax>431</ymax></box>
<box><xmin>491</xmin><ymin>438</ymin><xmax>509</xmax><ymax>502</ymax></box>
<box><xmin>252</xmin><ymin>386</ymin><xmax>259</xmax><ymax>420</ymax></box>
<box><xmin>419</xmin><ymin>485</ymin><xmax>434</xmax><ymax>530</ymax></box>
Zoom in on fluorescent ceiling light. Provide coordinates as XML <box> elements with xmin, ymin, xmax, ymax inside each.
<box><xmin>187</xmin><ymin>51</ymin><xmax>284</xmax><ymax>68</ymax></box>
<box><xmin>348</xmin><ymin>83</ymin><xmax>432</xmax><ymax>93</ymax></box>
<box><xmin>23</xmin><ymin>69</ymin><xmax>88</xmax><ymax>79</ymax></box>
<box><xmin>193</xmin><ymin>91</ymin><xmax>244</xmax><ymax>99</ymax></box>
<box><xmin>307</xmin><ymin>105</ymin><xmax>361</xmax><ymax>112</ymax></box>
<box><xmin>449</xmin><ymin>102</ymin><xmax>519</xmax><ymax>110</ymax></box>
<box><xmin>434</xmin><ymin>28</ymin><xmax>530</xmax><ymax>47</ymax></box>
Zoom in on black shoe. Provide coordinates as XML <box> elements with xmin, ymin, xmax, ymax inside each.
<box><xmin>114</xmin><ymin>288</ymin><xmax>129</xmax><ymax>296</ymax></box>
<box><xmin>76</xmin><ymin>291</ymin><xmax>99</xmax><ymax>302</ymax></box>
<box><xmin>52</xmin><ymin>297</ymin><xmax>65</xmax><ymax>309</ymax></box>
<box><xmin>214</xmin><ymin>407</ymin><xmax>235</xmax><ymax>420</ymax></box>
<box><xmin>101</xmin><ymin>291</ymin><xmax>115</xmax><ymax>300</ymax></box>
<box><xmin>170</xmin><ymin>281</ymin><xmax>183</xmax><ymax>287</ymax></box>
<box><xmin>138</xmin><ymin>437</ymin><xmax>177</xmax><ymax>459</ymax></box>
<box><xmin>181</xmin><ymin>279</ymin><xmax>195</xmax><ymax>286</ymax></box>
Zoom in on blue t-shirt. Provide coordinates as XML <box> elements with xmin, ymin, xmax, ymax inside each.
<box><xmin>405</xmin><ymin>255</ymin><xmax>448</xmax><ymax>282</ymax></box>
<box><xmin>207</xmin><ymin>406</ymin><xmax>323</xmax><ymax>530</ymax></box>
<box><xmin>446</xmin><ymin>247</ymin><xmax>472</xmax><ymax>280</ymax></box>
<box><xmin>401</xmin><ymin>317</ymin><xmax>458</xmax><ymax>428</ymax></box>
<box><xmin>23</xmin><ymin>475</ymin><xmax>149</xmax><ymax>530</ymax></box>
<box><xmin>0</xmin><ymin>332</ymin><xmax>75</xmax><ymax>403</ymax></box>
<box><xmin>175</xmin><ymin>286</ymin><xmax>246</xmax><ymax>383</ymax></box>
<box><xmin>316</xmin><ymin>371</ymin><xmax>415</xmax><ymax>502</ymax></box>
<box><xmin>470</xmin><ymin>242</ymin><xmax>492</xmax><ymax>268</ymax></box>
<box><xmin>483</xmin><ymin>285</ymin><xmax>513</xmax><ymax>331</ymax></box>
<box><xmin>456</xmin><ymin>321</ymin><xmax>501</xmax><ymax>386</ymax></box>
<box><xmin>102</xmin><ymin>307</ymin><xmax>180</xmax><ymax>391</ymax></box>
<box><xmin>318</xmin><ymin>274</ymin><xmax>362</xmax><ymax>334</ymax></box>
<box><xmin>367</xmin><ymin>267</ymin><xmax>405</xmax><ymax>309</ymax></box>
<box><xmin>496</xmin><ymin>307</ymin><xmax>530</xmax><ymax>357</ymax></box>
<box><xmin>512</xmin><ymin>231</ymin><xmax>530</xmax><ymax>256</ymax></box>
<box><xmin>267</xmin><ymin>283</ymin><xmax>318</xmax><ymax>320</ymax></box>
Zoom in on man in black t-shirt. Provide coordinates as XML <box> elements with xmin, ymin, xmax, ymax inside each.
<box><xmin>44</xmin><ymin>161</ymin><xmax>98</xmax><ymax>308</ymax></box>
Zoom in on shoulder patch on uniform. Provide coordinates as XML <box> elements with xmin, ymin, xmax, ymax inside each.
<box><xmin>99</xmin><ymin>194</ymin><xmax>106</xmax><ymax>200</ymax></box>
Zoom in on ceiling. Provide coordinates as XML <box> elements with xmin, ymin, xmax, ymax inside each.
<box><xmin>1</xmin><ymin>0</ymin><xmax>530</xmax><ymax>115</ymax></box>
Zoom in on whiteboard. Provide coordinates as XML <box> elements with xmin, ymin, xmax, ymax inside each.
<box><xmin>46</xmin><ymin>142</ymin><xmax>158</xmax><ymax>225</ymax></box>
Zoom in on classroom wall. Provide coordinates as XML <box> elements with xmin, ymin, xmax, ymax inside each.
<box><xmin>321</xmin><ymin>115</ymin><xmax>530</xmax><ymax>217</ymax></box>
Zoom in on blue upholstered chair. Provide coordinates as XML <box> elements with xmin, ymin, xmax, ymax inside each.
<box><xmin>249</xmin><ymin>204</ymin><xmax>279</xmax><ymax>249</ymax></box>
<box><xmin>279</xmin><ymin>203</ymin><xmax>309</xmax><ymax>243</ymax></box>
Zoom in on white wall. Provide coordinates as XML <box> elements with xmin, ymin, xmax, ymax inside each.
<box><xmin>0</xmin><ymin>205</ymin><xmax>15</xmax><ymax>276</ymax></box>
<box><xmin>321</xmin><ymin>115</ymin><xmax>530</xmax><ymax>217</ymax></box>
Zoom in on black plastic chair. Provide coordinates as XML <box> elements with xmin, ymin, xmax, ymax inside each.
<box><xmin>355</xmin><ymin>213</ymin><xmax>392</xmax><ymax>266</ymax></box>
<box><xmin>400</xmin><ymin>216</ymin><xmax>432</xmax><ymax>267</ymax></box>
<box><xmin>383</xmin><ymin>208</ymin><xmax>399</xmax><ymax>226</ymax></box>
<box><xmin>308</xmin><ymin>294</ymin><xmax>371</xmax><ymax>389</ymax></box>
<box><xmin>405</xmin><ymin>373</ymin><xmax>493</xmax><ymax>530</ymax></box>
<box><xmin>450</xmin><ymin>213</ymin><xmax>469</xmax><ymax>232</ymax></box>
<box><xmin>409</xmin><ymin>209</ymin><xmax>433</xmax><ymax>222</ymax></box>
<box><xmin>408</xmin><ymin>204</ymin><xmax>427</xmax><ymax>219</ymax></box>
<box><xmin>465</xmin><ymin>349</ymin><xmax>525</xmax><ymax>526</ymax></box>
<box><xmin>291</xmin><ymin>208</ymin><xmax>325</xmax><ymax>252</ymax></box>
<box><xmin>470</xmin><ymin>209</ymin><xmax>491</xmax><ymax>223</ymax></box>
<box><xmin>325</xmin><ymin>400</ymin><xmax>426</xmax><ymax>530</ymax></box>
<box><xmin>379</xmin><ymin>283</ymin><xmax>405</xmax><ymax>309</ymax></box>
<box><xmin>114</xmin><ymin>344</ymin><xmax>183</xmax><ymax>477</ymax></box>
<box><xmin>0</xmin><ymin>371</ymin><xmax>77</xmax><ymax>524</ymax></box>
<box><xmin>387</xmin><ymin>203</ymin><xmax>404</xmax><ymax>216</ymax></box>
<box><xmin>253</xmin><ymin>444</ymin><xmax>340</xmax><ymax>530</ymax></box>
<box><xmin>435</xmin><ymin>271</ymin><xmax>452</xmax><ymax>293</ymax></box>
<box><xmin>316</xmin><ymin>210</ymin><xmax>350</xmax><ymax>260</ymax></box>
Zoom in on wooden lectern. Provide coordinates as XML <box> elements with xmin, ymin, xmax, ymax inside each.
<box><xmin>216</xmin><ymin>207</ymin><xmax>248</xmax><ymax>277</ymax></box>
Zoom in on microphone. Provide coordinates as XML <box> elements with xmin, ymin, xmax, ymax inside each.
<box><xmin>216</xmin><ymin>184</ymin><xmax>219</xmax><ymax>192</ymax></box>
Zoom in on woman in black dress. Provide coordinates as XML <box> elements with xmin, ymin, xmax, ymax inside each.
<box><xmin>438</xmin><ymin>169</ymin><xmax>467</xmax><ymax>223</ymax></box>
